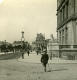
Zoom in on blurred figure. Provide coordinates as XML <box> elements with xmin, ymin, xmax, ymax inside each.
<box><xmin>41</xmin><ymin>49</ymin><xmax>49</xmax><ymax>72</ymax></box>
<box><xmin>22</xmin><ymin>52</ymin><xmax>24</xmax><ymax>59</ymax></box>
<box><xmin>36</xmin><ymin>47</ymin><xmax>41</xmax><ymax>55</ymax></box>
<box><xmin>27</xmin><ymin>50</ymin><xmax>30</xmax><ymax>56</ymax></box>
<box><xmin>36</xmin><ymin>50</ymin><xmax>39</xmax><ymax>55</ymax></box>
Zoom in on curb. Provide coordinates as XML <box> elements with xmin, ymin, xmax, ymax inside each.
<box><xmin>17</xmin><ymin>59</ymin><xmax>77</xmax><ymax>64</ymax></box>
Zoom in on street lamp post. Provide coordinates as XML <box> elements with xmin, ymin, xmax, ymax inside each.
<box><xmin>21</xmin><ymin>31</ymin><xmax>25</xmax><ymax>59</ymax></box>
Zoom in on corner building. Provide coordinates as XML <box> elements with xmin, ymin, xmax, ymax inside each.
<box><xmin>57</xmin><ymin>0</ymin><xmax>77</xmax><ymax>59</ymax></box>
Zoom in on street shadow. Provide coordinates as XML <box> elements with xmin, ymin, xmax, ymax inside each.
<box><xmin>47</xmin><ymin>68</ymin><xmax>68</xmax><ymax>72</ymax></box>
<box><xmin>32</xmin><ymin>68</ymin><xmax>68</xmax><ymax>73</ymax></box>
<box><xmin>32</xmin><ymin>71</ymin><xmax>44</xmax><ymax>74</ymax></box>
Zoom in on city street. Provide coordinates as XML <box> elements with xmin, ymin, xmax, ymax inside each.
<box><xmin>0</xmin><ymin>52</ymin><xmax>77</xmax><ymax>80</ymax></box>
<box><xmin>0</xmin><ymin>0</ymin><xmax>77</xmax><ymax>80</ymax></box>
<box><xmin>18</xmin><ymin>52</ymin><xmax>77</xmax><ymax>64</ymax></box>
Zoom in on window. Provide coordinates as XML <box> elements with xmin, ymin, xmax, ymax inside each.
<box><xmin>62</xmin><ymin>30</ymin><xmax>64</xmax><ymax>44</ymax></box>
<box><xmin>66</xmin><ymin>1</ymin><xmax>69</xmax><ymax>19</ymax></box>
<box><xmin>60</xmin><ymin>10</ymin><xmax>62</xmax><ymax>22</ymax></box>
<box><xmin>65</xmin><ymin>27</ymin><xmax>68</xmax><ymax>44</ymax></box>
<box><xmin>59</xmin><ymin>31</ymin><xmax>61</xmax><ymax>44</ymax></box>
<box><xmin>63</xmin><ymin>6</ymin><xmax>65</xmax><ymax>21</ymax></box>
<box><xmin>58</xmin><ymin>12</ymin><xmax>60</xmax><ymax>26</ymax></box>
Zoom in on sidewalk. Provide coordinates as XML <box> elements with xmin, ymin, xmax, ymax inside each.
<box><xmin>50</xmin><ymin>58</ymin><xmax>77</xmax><ymax>64</ymax></box>
<box><xmin>18</xmin><ymin>53</ymin><xmax>77</xmax><ymax>64</ymax></box>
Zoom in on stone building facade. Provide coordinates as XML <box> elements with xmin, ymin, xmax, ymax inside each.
<box><xmin>47</xmin><ymin>35</ymin><xmax>59</xmax><ymax>59</ymax></box>
<box><xmin>57</xmin><ymin>0</ymin><xmax>77</xmax><ymax>59</ymax></box>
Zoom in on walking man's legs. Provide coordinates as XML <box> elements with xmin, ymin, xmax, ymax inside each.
<box><xmin>22</xmin><ymin>53</ymin><xmax>24</xmax><ymax>59</ymax></box>
<box><xmin>28</xmin><ymin>53</ymin><xmax>29</xmax><ymax>56</ymax></box>
<box><xmin>43</xmin><ymin>63</ymin><xmax>46</xmax><ymax>72</ymax></box>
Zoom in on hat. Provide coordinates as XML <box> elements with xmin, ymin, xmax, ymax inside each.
<box><xmin>43</xmin><ymin>48</ymin><xmax>47</xmax><ymax>51</ymax></box>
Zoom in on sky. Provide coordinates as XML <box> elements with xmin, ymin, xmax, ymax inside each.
<box><xmin>0</xmin><ymin>0</ymin><xmax>57</xmax><ymax>43</ymax></box>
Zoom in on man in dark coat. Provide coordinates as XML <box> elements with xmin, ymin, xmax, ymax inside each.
<box><xmin>27</xmin><ymin>50</ymin><xmax>30</xmax><ymax>56</ymax></box>
<box><xmin>22</xmin><ymin>52</ymin><xmax>24</xmax><ymax>59</ymax></box>
<box><xmin>41</xmin><ymin>50</ymin><xmax>49</xmax><ymax>72</ymax></box>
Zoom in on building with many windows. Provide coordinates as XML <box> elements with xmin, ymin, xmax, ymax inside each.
<box><xmin>57</xmin><ymin>0</ymin><xmax>77</xmax><ymax>59</ymax></box>
<box><xmin>35</xmin><ymin>33</ymin><xmax>48</xmax><ymax>52</ymax></box>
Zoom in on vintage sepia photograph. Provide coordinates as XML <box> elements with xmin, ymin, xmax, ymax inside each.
<box><xmin>0</xmin><ymin>0</ymin><xmax>77</xmax><ymax>80</ymax></box>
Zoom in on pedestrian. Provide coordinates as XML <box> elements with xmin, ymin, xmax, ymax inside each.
<box><xmin>41</xmin><ymin>49</ymin><xmax>49</xmax><ymax>72</ymax></box>
<box><xmin>27</xmin><ymin>50</ymin><xmax>30</xmax><ymax>56</ymax></box>
<box><xmin>36</xmin><ymin>50</ymin><xmax>38</xmax><ymax>55</ymax></box>
<box><xmin>22</xmin><ymin>52</ymin><xmax>24</xmax><ymax>59</ymax></box>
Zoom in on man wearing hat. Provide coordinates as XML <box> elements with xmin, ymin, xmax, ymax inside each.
<box><xmin>41</xmin><ymin>49</ymin><xmax>49</xmax><ymax>72</ymax></box>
